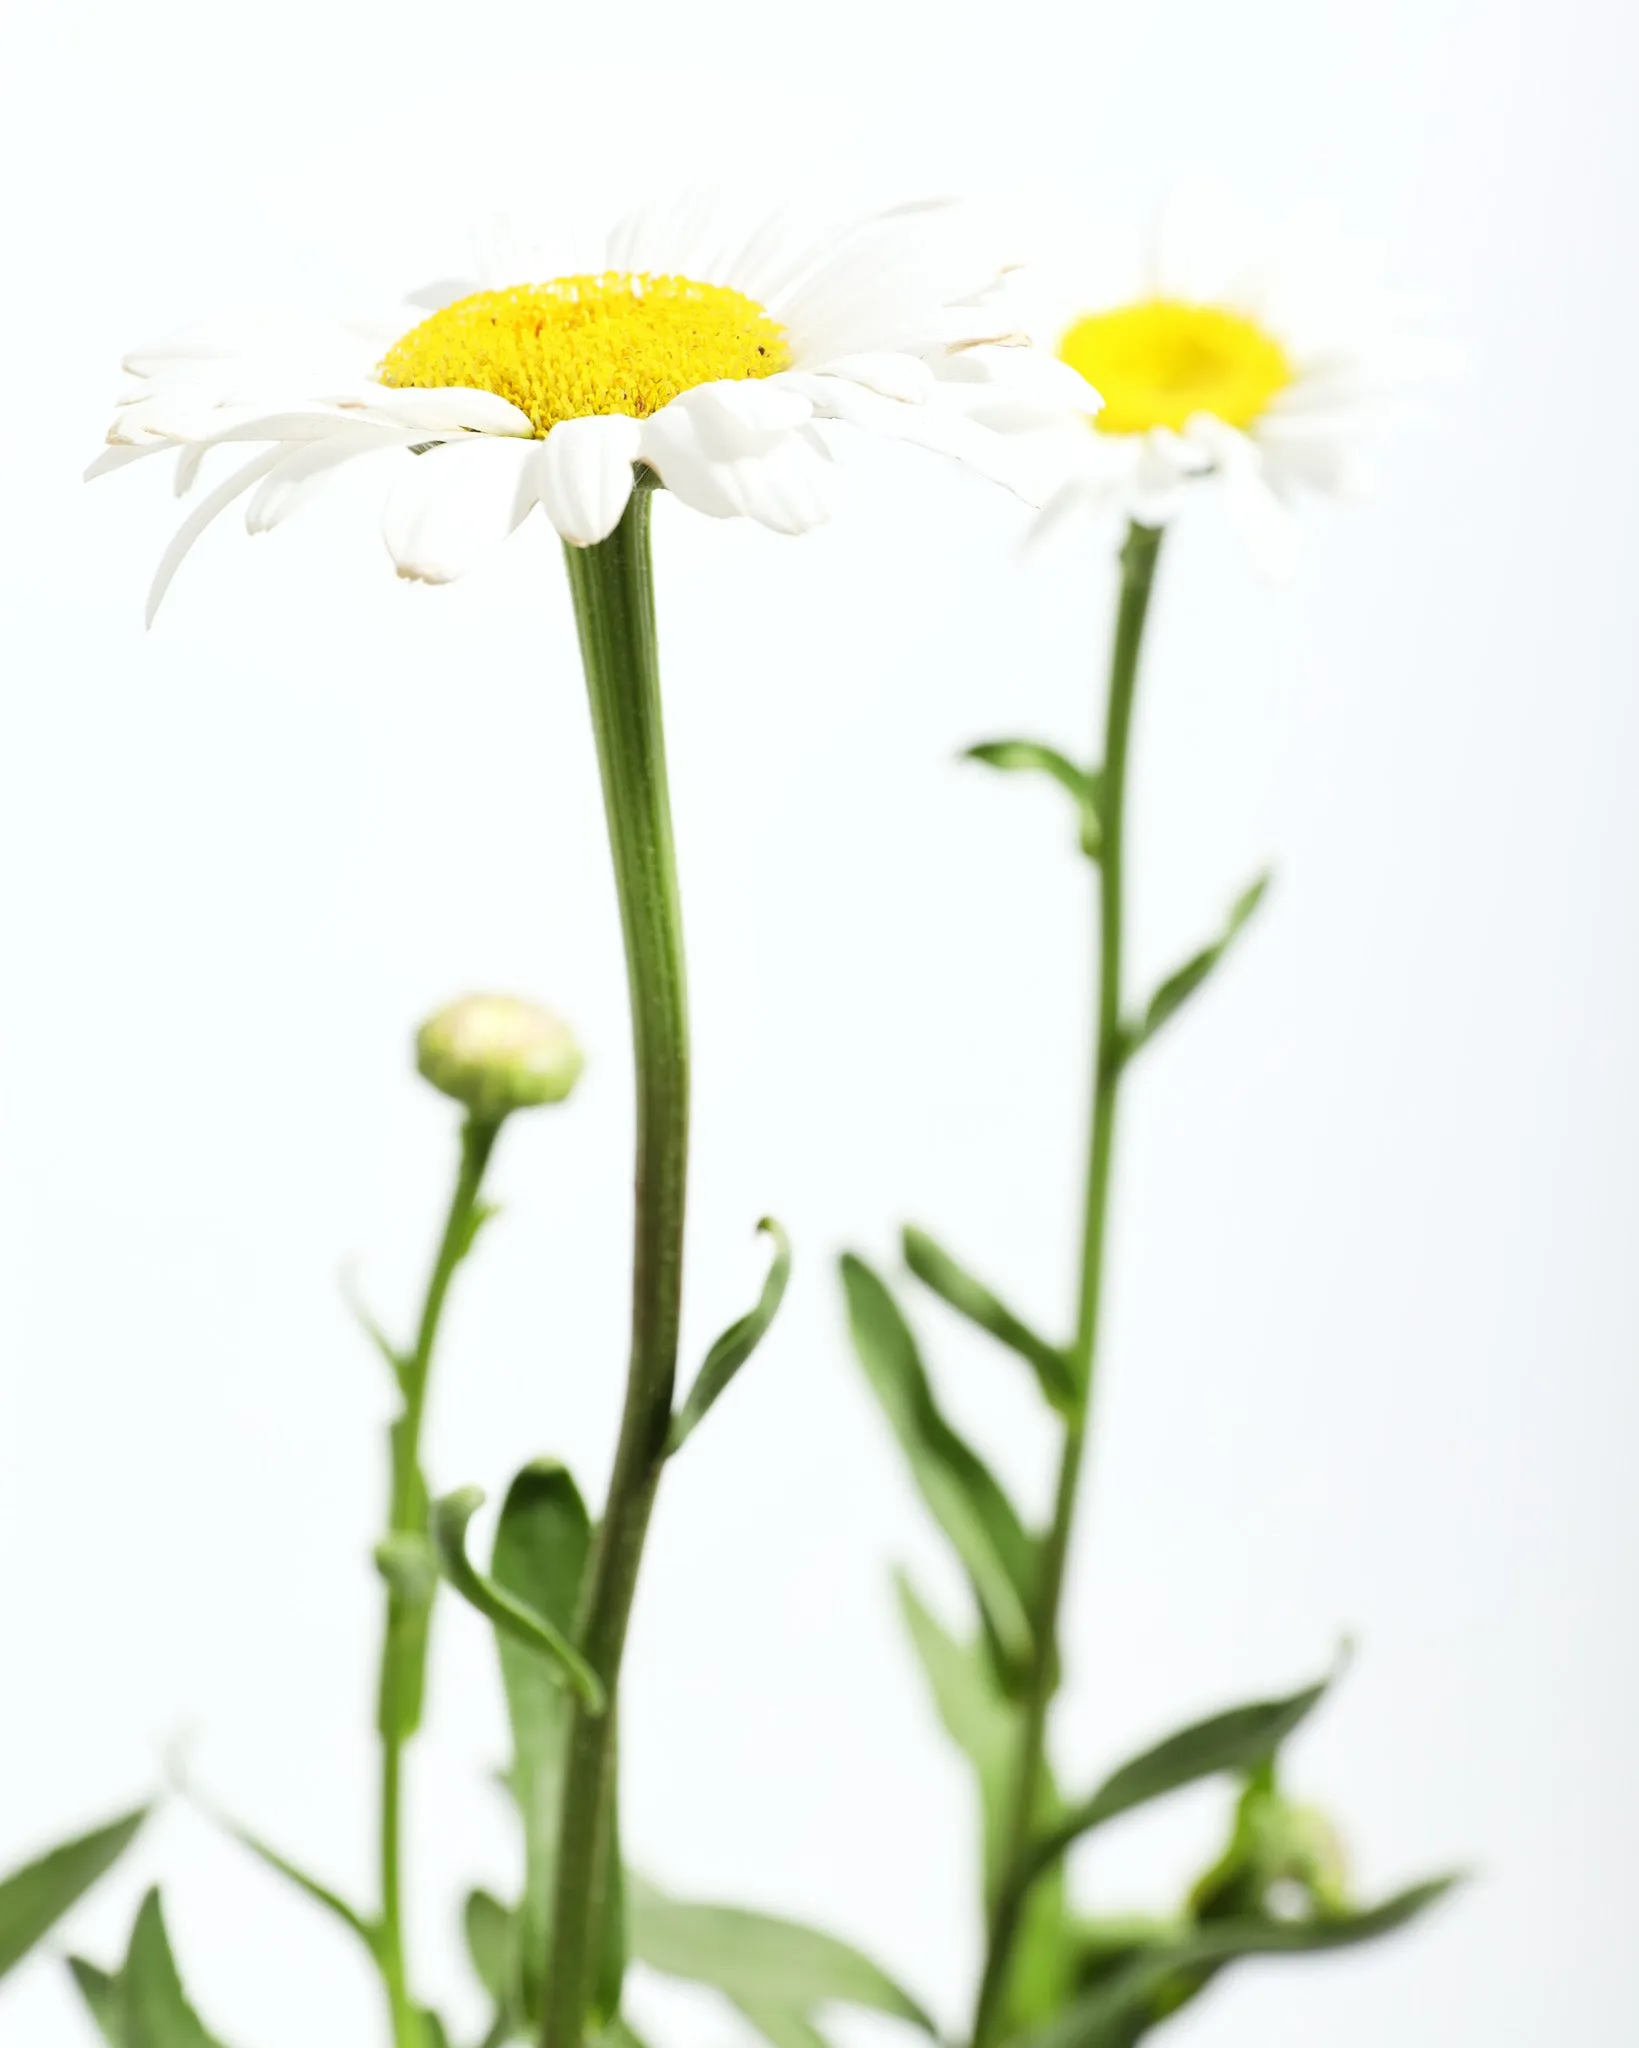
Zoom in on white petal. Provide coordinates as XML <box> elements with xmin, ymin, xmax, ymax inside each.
<box><xmin>638</xmin><ymin>395</ymin><xmax>835</xmax><ymax>531</ymax></box>
<box><xmin>637</xmin><ymin>405</ymin><xmax>743</xmax><ymax>519</ymax></box>
<box><xmin>817</xmin><ymin>352</ymin><xmax>935</xmax><ymax>403</ymax></box>
<box><xmin>350</xmin><ymin>385</ymin><xmax>534</xmax><ymax>435</ymax></box>
<box><xmin>84</xmin><ymin>444</ymin><xmax>166</xmax><ymax>481</ymax></box>
<box><xmin>174</xmin><ymin>442</ymin><xmax>208</xmax><ymax>495</ymax></box>
<box><xmin>246</xmin><ymin>430</ymin><xmax>422</xmax><ymax>534</ymax></box>
<box><xmin>380</xmin><ymin>435</ymin><xmax>540</xmax><ymax>584</ymax></box>
<box><xmin>147</xmin><ymin>449</ymin><xmax>283</xmax><ymax>626</ymax></box>
<box><xmin>403</xmin><ymin>277</ymin><xmax>480</xmax><ymax>313</ymax></box>
<box><xmin>720</xmin><ymin>434</ymin><xmax>837</xmax><ymax>535</ymax></box>
<box><xmin>533</xmin><ymin>415</ymin><xmax>641</xmax><ymax>546</ymax></box>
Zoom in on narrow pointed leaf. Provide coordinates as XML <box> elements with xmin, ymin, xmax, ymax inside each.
<box><xmin>902</xmin><ymin>1227</ymin><xmax>1074</xmax><ymax>1411</ymax></box>
<box><xmin>842</xmin><ymin>1255</ymin><xmax>1038</xmax><ymax>1670</ymax></box>
<box><xmin>1025</xmin><ymin>1880</ymin><xmax>1461</xmax><ymax>2048</ymax></box>
<box><xmin>490</xmin><ymin>1460</ymin><xmax>595</xmax><ymax>2027</ymax></box>
<box><xmin>121</xmin><ymin>1890</ymin><xmax>229</xmax><ymax>2048</ymax></box>
<box><xmin>417</xmin><ymin>2010</ymin><xmax>451</xmax><ymax>2048</ymax></box>
<box><xmin>736</xmin><ymin>2004</ymin><xmax>833</xmax><ymax>2048</ymax></box>
<box><xmin>1129</xmin><ymin>875</ymin><xmax>1270</xmax><ymax>1058</ymax></box>
<box><xmin>628</xmin><ymin>1874</ymin><xmax>935</xmax><ymax>2033</ymax></box>
<box><xmin>670</xmin><ymin>1219</ymin><xmax>792</xmax><ymax>1454</ymax></box>
<box><xmin>1017</xmin><ymin>1674</ymin><xmax>1333</xmax><ymax>1894</ymax></box>
<box><xmin>200</xmin><ymin>1800</ymin><xmax>378</xmax><ymax>1957</ymax></box>
<box><xmin>895</xmin><ymin>1579</ymin><xmax>1072</xmax><ymax>2025</ymax></box>
<box><xmin>967</xmin><ymin>740</ymin><xmax>1103</xmax><ymax>855</ymax></box>
<box><xmin>464</xmin><ymin>1889</ymin><xmax>515</xmax><ymax>2009</ymax></box>
<box><xmin>68</xmin><ymin>1956</ymin><xmax>126</xmax><ymax>2046</ymax></box>
<box><xmin>0</xmin><ymin>1803</ymin><xmax>150</xmax><ymax>1982</ymax></box>
<box><xmin>342</xmin><ymin>1268</ymin><xmax>409</xmax><ymax>1388</ymax></box>
<box><xmin>431</xmin><ymin>1486</ymin><xmax>604</xmax><ymax>1712</ymax></box>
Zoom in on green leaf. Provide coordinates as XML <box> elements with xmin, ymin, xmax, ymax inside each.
<box><xmin>342</xmin><ymin>1266</ymin><xmax>409</xmax><ymax>1388</ymax></box>
<box><xmin>1128</xmin><ymin>874</ymin><xmax>1270</xmax><ymax>1058</ymax></box>
<box><xmin>198</xmin><ymin>1799</ymin><xmax>378</xmax><ymax>1959</ymax></box>
<box><xmin>68</xmin><ymin>1956</ymin><xmax>126</xmax><ymax>2047</ymax></box>
<box><xmin>489</xmin><ymin>1460</ymin><xmax>595</xmax><ymax>2027</ymax></box>
<box><xmin>895</xmin><ymin>1578</ymin><xmax>1072</xmax><ymax>2028</ymax></box>
<box><xmin>901</xmin><ymin>1227</ymin><xmax>1074</xmax><ymax>1412</ymax></box>
<box><xmin>416</xmin><ymin>2010</ymin><xmax>451</xmax><ymax>2048</ymax></box>
<box><xmin>842</xmin><ymin>1254</ymin><xmax>1038</xmax><ymax>1672</ymax></box>
<box><xmin>1017</xmin><ymin>1673</ymin><xmax>1333</xmax><ymax>1895</ymax></box>
<box><xmin>628</xmin><ymin>1873</ymin><xmax>935</xmax><ymax>2034</ymax></box>
<box><xmin>431</xmin><ymin>1486</ymin><xmax>604</xmax><ymax>1713</ymax></box>
<box><xmin>735</xmin><ymin>2004</ymin><xmax>833</xmax><ymax>2048</ymax></box>
<box><xmin>121</xmin><ymin>1890</ymin><xmax>227</xmax><ymax>2048</ymax></box>
<box><xmin>966</xmin><ymin>740</ymin><xmax>1103</xmax><ymax>857</ymax></box>
<box><xmin>1023</xmin><ymin>1880</ymin><xmax>1461</xmax><ymax>2048</ymax></box>
<box><xmin>464</xmin><ymin>1889</ymin><xmax>515</xmax><ymax>2010</ymax></box>
<box><xmin>670</xmin><ymin>1219</ymin><xmax>792</xmax><ymax>1454</ymax></box>
<box><xmin>0</xmin><ymin>1803</ymin><xmax>150</xmax><ymax>1983</ymax></box>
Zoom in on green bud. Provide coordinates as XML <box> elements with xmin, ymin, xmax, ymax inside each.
<box><xmin>415</xmin><ymin>994</ymin><xmax>584</xmax><ymax>1121</ymax></box>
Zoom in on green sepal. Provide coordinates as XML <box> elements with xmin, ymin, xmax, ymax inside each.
<box><xmin>901</xmin><ymin>1226</ymin><xmax>1074</xmax><ymax>1412</ymax></box>
<box><xmin>0</xmin><ymin>1802</ymin><xmax>150</xmax><ymax>1984</ymax></box>
<box><xmin>627</xmin><ymin>1872</ymin><xmax>936</xmax><ymax>2035</ymax></box>
<box><xmin>432</xmin><ymin>1486</ymin><xmax>604</xmax><ymax>1712</ymax></box>
<box><xmin>669</xmin><ymin>1219</ymin><xmax>792</xmax><ymax>1454</ymax></box>
<box><xmin>966</xmin><ymin>740</ymin><xmax>1104</xmax><ymax>857</ymax></box>
<box><xmin>1126</xmin><ymin>874</ymin><xmax>1270</xmax><ymax>1060</ymax></box>
<box><xmin>1020</xmin><ymin>1879</ymin><xmax>1461</xmax><ymax>2048</ymax></box>
<box><xmin>842</xmin><ymin>1254</ymin><xmax>1039</xmax><ymax>1677</ymax></box>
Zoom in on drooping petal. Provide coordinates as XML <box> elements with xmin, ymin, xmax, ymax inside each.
<box><xmin>348</xmin><ymin>384</ymin><xmax>534</xmax><ymax>436</ymax></box>
<box><xmin>246</xmin><ymin>429</ymin><xmax>425</xmax><ymax>533</ymax></box>
<box><xmin>380</xmin><ymin>435</ymin><xmax>540</xmax><ymax>584</ymax></box>
<box><xmin>533</xmin><ymin>415</ymin><xmax>642</xmax><ymax>546</ymax></box>
<box><xmin>147</xmin><ymin>449</ymin><xmax>284</xmax><ymax>625</ymax></box>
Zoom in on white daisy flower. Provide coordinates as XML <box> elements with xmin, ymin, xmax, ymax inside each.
<box><xmin>995</xmin><ymin>184</ymin><xmax>1448</xmax><ymax>576</ymax></box>
<box><xmin>93</xmin><ymin>194</ymin><xmax>1093</xmax><ymax>621</ymax></box>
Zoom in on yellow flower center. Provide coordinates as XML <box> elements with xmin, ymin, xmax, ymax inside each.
<box><xmin>1058</xmin><ymin>299</ymin><xmax>1293</xmax><ymax>436</ymax></box>
<box><xmin>378</xmin><ymin>273</ymin><xmax>792</xmax><ymax>438</ymax></box>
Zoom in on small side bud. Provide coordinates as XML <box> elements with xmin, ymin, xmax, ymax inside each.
<box><xmin>415</xmin><ymin>994</ymin><xmax>584</xmax><ymax>1122</ymax></box>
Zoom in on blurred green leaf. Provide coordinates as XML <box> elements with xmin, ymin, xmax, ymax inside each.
<box><xmin>121</xmin><ymin>1890</ymin><xmax>229</xmax><ymax>2048</ymax></box>
<box><xmin>342</xmin><ymin>1267</ymin><xmax>409</xmax><ymax>1389</ymax></box>
<box><xmin>464</xmin><ymin>1889</ymin><xmax>515</xmax><ymax>2010</ymax></box>
<box><xmin>842</xmin><ymin>1255</ymin><xmax>1038</xmax><ymax>1671</ymax></box>
<box><xmin>67</xmin><ymin>1956</ymin><xmax>126</xmax><ymax>2046</ymax></box>
<box><xmin>417</xmin><ymin>2010</ymin><xmax>451</xmax><ymax>2048</ymax></box>
<box><xmin>966</xmin><ymin>740</ymin><xmax>1103</xmax><ymax>856</ymax></box>
<box><xmin>628</xmin><ymin>1873</ymin><xmax>934</xmax><ymax>2034</ymax></box>
<box><xmin>198</xmin><ymin>1800</ymin><xmax>378</xmax><ymax>1959</ymax></box>
<box><xmin>902</xmin><ymin>1227</ymin><xmax>1074</xmax><ymax>1412</ymax></box>
<box><xmin>489</xmin><ymin>1460</ymin><xmax>598</xmax><ymax>2028</ymax></box>
<box><xmin>1025</xmin><ymin>1880</ymin><xmax>1461</xmax><ymax>2048</ymax></box>
<box><xmin>1018</xmin><ymin>1673</ymin><xmax>1332</xmax><ymax>1895</ymax></box>
<box><xmin>1127</xmin><ymin>875</ymin><xmax>1270</xmax><ymax>1059</ymax></box>
<box><xmin>0</xmin><ymin>1803</ymin><xmax>149</xmax><ymax>1983</ymax></box>
<box><xmin>895</xmin><ymin>1578</ymin><xmax>1071</xmax><ymax>2029</ymax></box>
<box><xmin>432</xmin><ymin>1486</ymin><xmax>604</xmax><ymax>1712</ymax></box>
<box><xmin>670</xmin><ymin>1220</ymin><xmax>792</xmax><ymax>1453</ymax></box>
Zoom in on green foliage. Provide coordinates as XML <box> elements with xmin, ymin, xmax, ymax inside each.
<box><xmin>669</xmin><ymin>1219</ymin><xmax>792</xmax><ymax>1454</ymax></box>
<box><xmin>901</xmin><ymin>1227</ymin><xmax>1075</xmax><ymax>1412</ymax></box>
<box><xmin>966</xmin><ymin>740</ymin><xmax>1105</xmax><ymax>858</ymax></box>
<box><xmin>68</xmin><ymin>1889</ymin><xmax>234</xmax><ymax>2048</ymax></box>
<box><xmin>1127</xmin><ymin>875</ymin><xmax>1270</xmax><ymax>1059</ymax></box>
<box><xmin>1024</xmin><ymin>1880</ymin><xmax>1459</xmax><ymax>2048</ymax></box>
<box><xmin>198</xmin><ymin>1800</ymin><xmax>378</xmax><ymax>1959</ymax></box>
<box><xmin>896</xmin><ymin>1578</ymin><xmax>1073</xmax><ymax>2030</ymax></box>
<box><xmin>431</xmin><ymin>1484</ymin><xmax>604</xmax><ymax>1711</ymax></box>
<box><xmin>842</xmin><ymin>1254</ymin><xmax>1040</xmax><ymax>1679</ymax></box>
<box><xmin>0</xmin><ymin>1802</ymin><xmax>149</xmax><ymax>1985</ymax></box>
<box><xmin>627</xmin><ymin>1871</ymin><xmax>936</xmax><ymax>2048</ymax></box>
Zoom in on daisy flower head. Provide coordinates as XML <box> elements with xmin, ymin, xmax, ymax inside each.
<box><xmin>1013</xmin><ymin>183</ymin><xmax>1448</xmax><ymax>577</ymax></box>
<box><xmin>94</xmin><ymin>193</ymin><xmax>1084</xmax><ymax>622</ymax></box>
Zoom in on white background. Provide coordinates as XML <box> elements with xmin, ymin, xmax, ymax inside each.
<box><xmin>1</xmin><ymin>2</ymin><xmax>1634</xmax><ymax>2044</ymax></box>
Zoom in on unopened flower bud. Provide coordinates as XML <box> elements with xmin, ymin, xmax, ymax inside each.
<box><xmin>415</xmin><ymin>994</ymin><xmax>583</xmax><ymax>1121</ymax></box>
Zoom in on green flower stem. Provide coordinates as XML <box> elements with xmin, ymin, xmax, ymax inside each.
<box><xmin>545</xmin><ymin>487</ymin><xmax>690</xmax><ymax>2048</ymax></box>
<box><xmin>971</xmin><ymin>521</ymin><xmax>1164</xmax><ymax>2048</ymax></box>
<box><xmin>377</xmin><ymin>1113</ymin><xmax>500</xmax><ymax>2048</ymax></box>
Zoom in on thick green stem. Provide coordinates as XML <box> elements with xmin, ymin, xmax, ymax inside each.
<box><xmin>377</xmin><ymin>1113</ymin><xmax>499</xmax><ymax>2048</ymax></box>
<box><xmin>545</xmin><ymin>489</ymin><xmax>690</xmax><ymax>2048</ymax></box>
<box><xmin>970</xmin><ymin>522</ymin><xmax>1164</xmax><ymax>2048</ymax></box>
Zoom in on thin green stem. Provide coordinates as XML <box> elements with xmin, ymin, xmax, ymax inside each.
<box><xmin>544</xmin><ymin>488</ymin><xmax>690</xmax><ymax>2048</ymax></box>
<box><xmin>376</xmin><ymin>1113</ymin><xmax>500</xmax><ymax>2048</ymax></box>
<box><xmin>970</xmin><ymin>521</ymin><xmax>1164</xmax><ymax>2048</ymax></box>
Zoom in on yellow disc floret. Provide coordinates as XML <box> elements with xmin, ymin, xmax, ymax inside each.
<box><xmin>378</xmin><ymin>273</ymin><xmax>791</xmax><ymax>438</ymax></box>
<box><xmin>1059</xmin><ymin>299</ymin><xmax>1293</xmax><ymax>436</ymax></box>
